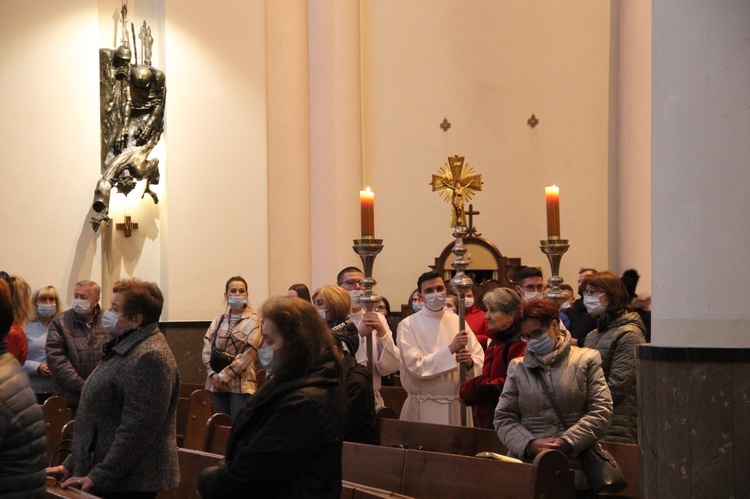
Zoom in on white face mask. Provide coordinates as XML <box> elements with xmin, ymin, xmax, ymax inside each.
<box><xmin>583</xmin><ymin>294</ymin><xmax>606</xmax><ymax>317</ymax></box>
<box><xmin>523</xmin><ymin>291</ymin><xmax>540</xmax><ymax>302</ymax></box>
<box><xmin>465</xmin><ymin>297</ymin><xmax>475</xmax><ymax>309</ymax></box>
<box><xmin>101</xmin><ymin>309</ymin><xmax>125</xmax><ymax>337</ymax></box>
<box><xmin>445</xmin><ymin>306</ymin><xmax>456</xmax><ymax>314</ymax></box>
<box><xmin>560</xmin><ymin>301</ymin><xmax>572</xmax><ymax>312</ymax></box>
<box><xmin>317</xmin><ymin>308</ymin><xmax>328</xmax><ymax>320</ymax></box>
<box><xmin>73</xmin><ymin>298</ymin><xmax>91</xmax><ymax>315</ymax></box>
<box><xmin>423</xmin><ymin>291</ymin><xmax>447</xmax><ymax>311</ymax></box>
<box><xmin>227</xmin><ymin>296</ymin><xmax>247</xmax><ymax>308</ymax></box>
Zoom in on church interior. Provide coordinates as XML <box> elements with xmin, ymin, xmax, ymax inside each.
<box><xmin>1</xmin><ymin>0</ymin><xmax>748</xmax><ymax>497</ymax></box>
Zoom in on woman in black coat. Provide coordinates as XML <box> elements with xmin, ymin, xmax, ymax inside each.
<box><xmin>198</xmin><ymin>296</ymin><xmax>346</xmax><ymax>499</ymax></box>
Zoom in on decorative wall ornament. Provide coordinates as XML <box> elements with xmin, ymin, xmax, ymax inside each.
<box><xmin>91</xmin><ymin>4</ymin><xmax>166</xmax><ymax>232</ymax></box>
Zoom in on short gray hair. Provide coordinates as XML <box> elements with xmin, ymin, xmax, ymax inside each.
<box><xmin>75</xmin><ymin>280</ymin><xmax>101</xmax><ymax>299</ymax></box>
<box><xmin>482</xmin><ymin>288</ymin><xmax>521</xmax><ymax>314</ymax></box>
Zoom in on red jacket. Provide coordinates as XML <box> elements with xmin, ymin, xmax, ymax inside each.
<box><xmin>6</xmin><ymin>323</ymin><xmax>28</xmax><ymax>364</ymax></box>
<box><xmin>460</xmin><ymin>328</ymin><xmax>526</xmax><ymax>429</ymax></box>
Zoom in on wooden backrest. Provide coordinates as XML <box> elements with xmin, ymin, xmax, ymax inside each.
<box><xmin>203</xmin><ymin>412</ymin><xmax>233</xmax><ymax>455</ymax></box>
<box><xmin>474</xmin><ymin>426</ymin><xmax>508</xmax><ymax>454</ymax></box>
<box><xmin>157</xmin><ymin>448</ymin><xmax>223</xmax><ymax>499</ymax></box>
<box><xmin>378</xmin><ymin>386</ymin><xmax>407</xmax><ymax>416</ymax></box>
<box><xmin>342</xmin><ymin>442</ymin><xmax>406</xmax><ymax>493</ymax></box>
<box><xmin>600</xmin><ymin>441</ymin><xmax>639</xmax><ymax>498</ymax></box>
<box><xmin>61</xmin><ymin>420</ymin><xmax>75</xmax><ymax>441</ymax></box>
<box><xmin>341</xmin><ymin>481</ymin><xmax>414</xmax><ymax>499</ymax></box>
<box><xmin>181</xmin><ymin>389</ymin><xmax>214</xmax><ymax>450</ymax></box>
<box><xmin>43</xmin><ymin>396</ymin><xmax>72</xmax><ymax>462</ymax></box>
<box><xmin>379</xmin><ymin>418</ymin><xmax>477</xmax><ymax>456</ymax></box>
<box><xmin>401</xmin><ymin>448</ymin><xmax>574</xmax><ymax>499</ymax></box>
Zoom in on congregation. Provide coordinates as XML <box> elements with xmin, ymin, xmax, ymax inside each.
<box><xmin>0</xmin><ymin>264</ymin><xmax>650</xmax><ymax>497</ymax></box>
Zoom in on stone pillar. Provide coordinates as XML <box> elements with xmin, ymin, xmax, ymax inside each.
<box><xmin>640</xmin><ymin>0</ymin><xmax>750</xmax><ymax>496</ymax></box>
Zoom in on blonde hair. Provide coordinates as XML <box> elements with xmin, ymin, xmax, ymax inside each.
<box><xmin>31</xmin><ymin>284</ymin><xmax>61</xmax><ymax>321</ymax></box>
<box><xmin>312</xmin><ymin>285</ymin><xmax>352</xmax><ymax>323</ymax></box>
<box><xmin>10</xmin><ymin>275</ymin><xmax>34</xmax><ymax>326</ymax></box>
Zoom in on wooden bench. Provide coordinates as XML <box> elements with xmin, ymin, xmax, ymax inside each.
<box><xmin>379</xmin><ymin>418</ymin><xmax>639</xmax><ymax>498</ymax></box>
<box><xmin>343</xmin><ymin>441</ymin><xmax>574</xmax><ymax>499</ymax></box>
<box><xmin>175</xmin><ymin>383</ymin><xmax>206</xmax><ymax>447</ymax></box>
<box><xmin>342</xmin><ymin>480</ymin><xmax>414</xmax><ymax>499</ymax></box>
<box><xmin>158</xmin><ymin>448</ymin><xmax>223</xmax><ymax>499</ymax></box>
<box><xmin>43</xmin><ymin>396</ymin><xmax>72</xmax><ymax>462</ymax></box>
<box><xmin>203</xmin><ymin>412</ymin><xmax>232</xmax><ymax>454</ymax></box>
<box><xmin>379</xmin><ymin>386</ymin><xmax>407</xmax><ymax>417</ymax></box>
<box><xmin>46</xmin><ymin>483</ymin><xmax>101</xmax><ymax>498</ymax></box>
<box><xmin>180</xmin><ymin>389</ymin><xmax>214</xmax><ymax>450</ymax></box>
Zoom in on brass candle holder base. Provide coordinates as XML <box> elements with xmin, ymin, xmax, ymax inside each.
<box><xmin>540</xmin><ymin>238</ymin><xmax>570</xmax><ymax>307</ymax></box>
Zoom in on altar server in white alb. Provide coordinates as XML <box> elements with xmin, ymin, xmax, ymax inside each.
<box><xmin>397</xmin><ymin>271</ymin><xmax>484</xmax><ymax>425</ymax></box>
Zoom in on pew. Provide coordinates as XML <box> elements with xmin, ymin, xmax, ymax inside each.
<box><xmin>379</xmin><ymin>386</ymin><xmax>407</xmax><ymax>417</ymax></box>
<box><xmin>46</xmin><ymin>480</ymin><xmax>101</xmax><ymax>498</ymax></box>
<box><xmin>341</xmin><ymin>480</ymin><xmax>414</xmax><ymax>499</ymax></box>
<box><xmin>158</xmin><ymin>448</ymin><xmax>223</xmax><ymax>499</ymax></box>
<box><xmin>379</xmin><ymin>418</ymin><xmax>640</xmax><ymax>498</ymax></box>
<box><xmin>43</xmin><ymin>396</ymin><xmax>73</xmax><ymax>462</ymax></box>
<box><xmin>342</xmin><ymin>441</ymin><xmax>574</xmax><ymax>499</ymax></box>
<box><xmin>203</xmin><ymin>412</ymin><xmax>232</xmax><ymax>454</ymax></box>
<box><xmin>180</xmin><ymin>389</ymin><xmax>214</xmax><ymax>450</ymax></box>
<box><xmin>175</xmin><ymin>383</ymin><xmax>206</xmax><ymax>447</ymax></box>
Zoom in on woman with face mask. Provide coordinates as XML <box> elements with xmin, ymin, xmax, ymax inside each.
<box><xmin>581</xmin><ymin>271</ymin><xmax>646</xmax><ymax>444</ymax></box>
<box><xmin>23</xmin><ymin>284</ymin><xmax>61</xmax><ymax>404</ymax></box>
<box><xmin>46</xmin><ymin>278</ymin><xmax>180</xmax><ymax>496</ymax></box>
<box><xmin>198</xmin><ymin>297</ymin><xmax>346</xmax><ymax>499</ymax></box>
<box><xmin>311</xmin><ymin>285</ymin><xmax>360</xmax><ymax>357</ymax></box>
<box><xmin>201</xmin><ymin>276</ymin><xmax>262</xmax><ymax>421</ymax></box>
<box><xmin>460</xmin><ymin>288</ymin><xmax>525</xmax><ymax>429</ymax></box>
<box><xmin>494</xmin><ymin>298</ymin><xmax>613</xmax><ymax>496</ymax></box>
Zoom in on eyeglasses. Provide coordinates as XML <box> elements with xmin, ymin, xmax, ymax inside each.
<box><xmin>521</xmin><ymin>284</ymin><xmax>544</xmax><ymax>292</ymax></box>
<box><xmin>338</xmin><ymin>279</ymin><xmax>361</xmax><ymax>287</ymax></box>
<box><xmin>374</xmin><ymin>304</ymin><xmax>387</xmax><ymax>312</ymax></box>
<box><xmin>520</xmin><ymin>327</ymin><xmax>547</xmax><ymax>341</ymax></box>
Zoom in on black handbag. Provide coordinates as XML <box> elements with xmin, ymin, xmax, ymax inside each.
<box><xmin>209</xmin><ymin>316</ymin><xmax>236</xmax><ymax>373</ymax></box>
<box><xmin>533</xmin><ymin>369</ymin><xmax>627</xmax><ymax>494</ymax></box>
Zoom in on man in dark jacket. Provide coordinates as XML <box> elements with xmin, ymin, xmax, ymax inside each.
<box><xmin>567</xmin><ymin>268</ymin><xmax>597</xmax><ymax>344</ymax></box>
<box><xmin>0</xmin><ymin>278</ymin><xmax>47</xmax><ymax>498</ymax></box>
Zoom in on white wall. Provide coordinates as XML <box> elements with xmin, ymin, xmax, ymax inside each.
<box><xmin>361</xmin><ymin>1</ymin><xmax>615</xmax><ymax>304</ymax></box>
<box><xmin>652</xmin><ymin>0</ymin><xmax>750</xmax><ymax>347</ymax></box>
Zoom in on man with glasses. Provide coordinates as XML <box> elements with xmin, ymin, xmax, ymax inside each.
<box><xmin>337</xmin><ymin>267</ymin><xmax>400</xmax><ymax>410</ymax></box>
<box><xmin>514</xmin><ymin>267</ymin><xmax>545</xmax><ymax>302</ymax></box>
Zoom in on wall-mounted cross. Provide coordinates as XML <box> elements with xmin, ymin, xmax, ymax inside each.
<box><xmin>116</xmin><ymin>216</ymin><xmax>139</xmax><ymax>237</ymax></box>
<box><xmin>466</xmin><ymin>203</ymin><xmax>482</xmax><ymax>237</ymax></box>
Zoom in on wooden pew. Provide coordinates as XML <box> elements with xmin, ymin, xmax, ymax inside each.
<box><xmin>43</xmin><ymin>396</ymin><xmax>72</xmax><ymax>462</ymax></box>
<box><xmin>342</xmin><ymin>441</ymin><xmax>574</xmax><ymax>499</ymax></box>
<box><xmin>379</xmin><ymin>386</ymin><xmax>407</xmax><ymax>417</ymax></box>
<box><xmin>175</xmin><ymin>383</ymin><xmax>206</xmax><ymax>447</ymax></box>
<box><xmin>203</xmin><ymin>413</ymin><xmax>232</xmax><ymax>455</ymax></box>
<box><xmin>379</xmin><ymin>418</ymin><xmax>640</xmax><ymax>498</ymax></box>
<box><xmin>341</xmin><ymin>480</ymin><xmax>414</xmax><ymax>499</ymax></box>
<box><xmin>180</xmin><ymin>389</ymin><xmax>214</xmax><ymax>450</ymax></box>
<box><xmin>158</xmin><ymin>448</ymin><xmax>223</xmax><ymax>499</ymax></box>
<box><xmin>46</xmin><ymin>482</ymin><xmax>101</xmax><ymax>498</ymax></box>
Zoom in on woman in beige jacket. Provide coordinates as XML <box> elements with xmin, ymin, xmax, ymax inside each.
<box><xmin>494</xmin><ymin>298</ymin><xmax>613</xmax><ymax>495</ymax></box>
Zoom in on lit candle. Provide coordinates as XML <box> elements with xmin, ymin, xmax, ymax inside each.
<box><xmin>360</xmin><ymin>187</ymin><xmax>375</xmax><ymax>238</ymax></box>
<box><xmin>545</xmin><ymin>185</ymin><xmax>560</xmax><ymax>239</ymax></box>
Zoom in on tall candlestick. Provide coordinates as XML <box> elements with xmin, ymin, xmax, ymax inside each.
<box><xmin>360</xmin><ymin>187</ymin><xmax>375</xmax><ymax>238</ymax></box>
<box><xmin>545</xmin><ymin>185</ymin><xmax>560</xmax><ymax>239</ymax></box>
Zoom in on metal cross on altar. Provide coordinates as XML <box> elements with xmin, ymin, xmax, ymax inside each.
<box><xmin>430</xmin><ymin>155</ymin><xmax>483</xmax><ymax>227</ymax></box>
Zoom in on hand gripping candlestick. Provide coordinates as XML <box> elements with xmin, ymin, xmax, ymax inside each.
<box><xmin>431</xmin><ymin>155</ymin><xmax>483</xmax><ymax>427</ymax></box>
<box><xmin>353</xmin><ymin>188</ymin><xmax>383</xmax><ymax>375</ymax></box>
<box><xmin>541</xmin><ymin>186</ymin><xmax>570</xmax><ymax>307</ymax></box>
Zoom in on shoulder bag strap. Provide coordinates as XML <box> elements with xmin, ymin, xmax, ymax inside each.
<box><xmin>531</xmin><ymin>368</ymin><xmax>570</xmax><ymax>430</ymax></box>
<box><xmin>211</xmin><ymin>315</ymin><xmax>225</xmax><ymax>347</ymax></box>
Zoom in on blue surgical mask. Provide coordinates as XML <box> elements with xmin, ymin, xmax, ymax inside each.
<box><xmin>37</xmin><ymin>303</ymin><xmax>56</xmax><ymax>318</ymax></box>
<box><xmin>101</xmin><ymin>309</ymin><xmax>125</xmax><ymax>337</ymax></box>
<box><xmin>412</xmin><ymin>303</ymin><xmax>423</xmax><ymax>313</ymax></box>
<box><xmin>525</xmin><ymin>334</ymin><xmax>555</xmax><ymax>355</ymax></box>
<box><xmin>258</xmin><ymin>347</ymin><xmax>280</xmax><ymax>376</ymax></box>
<box><xmin>73</xmin><ymin>298</ymin><xmax>91</xmax><ymax>315</ymax></box>
<box><xmin>227</xmin><ymin>296</ymin><xmax>247</xmax><ymax>308</ymax></box>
